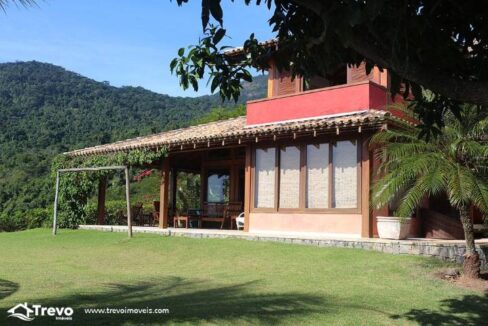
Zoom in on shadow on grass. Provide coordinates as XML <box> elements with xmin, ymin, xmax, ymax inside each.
<box><xmin>3</xmin><ymin>277</ymin><xmax>327</xmax><ymax>325</ymax></box>
<box><xmin>391</xmin><ymin>294</ymin><xmax>488</xmax><ymax>326</ymax></box>
<box><xmin>0</xmin><ymin>279</ymin><xmax>18</xmax><ymax>301</ymax></box>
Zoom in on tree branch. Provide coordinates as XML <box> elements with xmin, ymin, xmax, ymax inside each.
<box><xmin>349</xmin><ymin>36</ymin><xmax>488</xmax><ymax>105</ymax></box>
<box><xmin>292</xmin><ymin>0</ymin><xmax>488</xmax><ymax>105</ymax></box>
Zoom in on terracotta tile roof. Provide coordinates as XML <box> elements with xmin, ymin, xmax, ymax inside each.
<box><xmin>224</xmin><ymin>39</ymin><xmax>277</xmax><ymax>57</ymax></box>
<box><xmin>65</xmin><ymin>110</ymin><xmax>395</xmax><ymax>157</ymax></box>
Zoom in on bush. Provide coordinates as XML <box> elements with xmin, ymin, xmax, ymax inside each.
<box><xmin>26</xmin><ymin>208</ymin><xmax>53</xmax><ymax>229</ymax></box>
<box><xmin>0</xmin><ymin>212</ymin><xmax>26</xmax><ymax>232</ymax></box>
<box><xmin>0</xmin><ymin>207</ymin><xmax>52</xmax><ymax>232</ymax></box>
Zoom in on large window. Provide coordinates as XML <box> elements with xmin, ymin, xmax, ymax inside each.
<box><xmin>279</xmin><ymin>146</ymin><xmax>301</xmax><ymax>208</ymax></box>
<box><xmin>306</xmin><ymin>143</ymin><xmax>329</xmax><ymax>208</ymax></box>
<box><xmin>254</xmin><ymin>148</ymin><xmax>276</xmax><ymax>208</ymax></box>
<box><xmin>207</xmin><ymin>170</ymin><xmax>230</xmax><ymax>203</ymax></box>
<box><xmin>253</xmin><ymin>140</ymin><xmax>359</xmax><ymax>211</ymax></box>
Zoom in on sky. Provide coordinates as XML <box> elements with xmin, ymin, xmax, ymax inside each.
<box><xmin>0</xmin><ymin>0</ymin><xmax>274</xmax><ymax>96</ymax></box>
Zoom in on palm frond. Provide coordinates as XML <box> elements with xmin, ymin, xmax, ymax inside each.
<box><xmin>0</xmin><ymin>0</ymin><xmax>36</xmax><ymax>11</ymax></box>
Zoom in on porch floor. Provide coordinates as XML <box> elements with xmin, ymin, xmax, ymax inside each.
<box><xmin>79</xmin><ymin>224</ymin><xmax>488</xmax><ymax>269</ymax></box>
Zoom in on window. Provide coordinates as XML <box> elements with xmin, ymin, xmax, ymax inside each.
<box><xmin>279</xmin><ymin>146</ymin><xmax>301</xmax><ymax>208</ymax></box>
<box><xmin>254</xmin><ymin>147</ymin><xmax>276</xmax><ymax>208</ymax></box>
<box><xmin>332</xmin><ymin>140</ymin><xmax>358</xmax><ymax>208</ymax></box>
<box><xmin>207</xmin><ymin>170</ymin><xmax>230</xmax><ymax>203</ymax></box>
<box><xmin>253</xmin><ymin>139</ymin><xmax>359</xmax><ymax>211</ymax></box>
<box><xmin>306</xmin><ymin>143</ymin><xmax>329</xmax><ymax>208</ymax></box>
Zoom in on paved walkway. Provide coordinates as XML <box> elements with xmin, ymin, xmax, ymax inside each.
<box><xmin>79</xmin><ymin>225</ymin><xmax>488</xmax><ymax>269</ymax></box>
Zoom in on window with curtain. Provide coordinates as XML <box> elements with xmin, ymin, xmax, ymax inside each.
<box><xmin>332</xmin><ymin>140</ymin><xmax>358</xmax><ymax>208</ymax></box>
<box><xmin>279</xmin><ymin>146</ymin><xmax>301</xmax><ymax>208</ymax></box>
<box><xmin>253</xmin><ymin>139</ymin><xmax>358</xmax><ymax>211</ymax></box>
<box><xmin>306</xmin><ymin>143</ymin><xmax>329</xmax><ymax>208</ymax></box>
<box><xmin>254</xmin><ymin>147</ymin><xmax>276</xmax><ymax>208</ymax></box>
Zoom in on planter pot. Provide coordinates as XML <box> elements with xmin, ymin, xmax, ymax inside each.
<box><xmin>377</xmin><ymin>216</ymin><xmax>412</xmax><ymax>240</ymax></box>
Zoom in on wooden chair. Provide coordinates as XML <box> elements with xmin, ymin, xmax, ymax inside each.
<box><xmin>201</xmin><ymin>202</ymin><xmax>226</xmax><ymax>228</ymax></box>
<box><xmin>223</xmin><ymin>202</ymin><xmax>243</xmax><ymax>229</ymax></box>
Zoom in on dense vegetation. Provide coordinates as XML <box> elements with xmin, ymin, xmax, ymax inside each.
<box><xmin>0</xmin><ymin>61</ymin><xmax>266</xmax><ymax>231</ymax></box>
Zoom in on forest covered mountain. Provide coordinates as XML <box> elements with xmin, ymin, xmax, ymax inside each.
<box><xmin>0</xmin><ymin>61</ymin><xmax>266</xmax><ymax>225</ymax></box>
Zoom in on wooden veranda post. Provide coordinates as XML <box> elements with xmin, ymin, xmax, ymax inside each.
<box><xmin>96</xmin><ymin>176</ymin><xmax>107</xmax><ymax>225</ymax></box>
<box><xmin>125</xmin><ymin>167</ymin><xmax>132</xmax><ymax>238</ymax></box>
<box><xmin>244</xmin><ymin>145</ymin><xmax>252</xmax><ymax>232</ymax></box>
<box><xmin>361</xmin><ymin>136</ymin><xmax>371</xmax><ymax>238</ymax></box>
<box><xmin>159</xmin><ymin>158</ymin><xmax>170</xmax><ymax>228</ymax></box>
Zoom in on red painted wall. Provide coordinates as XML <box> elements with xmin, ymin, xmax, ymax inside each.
<box><xmin>246</xmin><ymin>81</ymin><xmax>388</xmax><ymax>125</ymax></box>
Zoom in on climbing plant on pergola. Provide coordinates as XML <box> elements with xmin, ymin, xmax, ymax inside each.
<box><xmin>52</xmin><ymin>166</ymin><xmax>133</xmax><ymax>238</ymax></box>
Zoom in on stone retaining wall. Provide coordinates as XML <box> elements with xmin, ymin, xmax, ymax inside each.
<box><xmin>79</xmin><ymin>225</ymin><xmax>488</xmax><ymax>270</ymax></box>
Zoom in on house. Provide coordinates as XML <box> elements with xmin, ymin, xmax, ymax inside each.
<box><xmin>65</xmin><ymin>49</ymin><xmax>478</xmax><ymax>239</ymax></box>
<box><xmin>7</xmin><ymin>302</ymin><xmax>35</xmax><ymax>321</ymax></box>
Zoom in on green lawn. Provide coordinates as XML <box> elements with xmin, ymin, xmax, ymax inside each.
<box><xmin>0</xmin><ymin>229</ymin><xmax>486</xmax><ymax>325</ymax></box>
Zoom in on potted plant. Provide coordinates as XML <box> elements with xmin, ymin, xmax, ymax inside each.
<box><xmin>376</xmin><ymin>193</ymin><xmax>412</xmax><ymax>240</ymax></box>
<box><xmin>376</xmin><ymin>216</ymin><xmax>411</xmax><ymax>240</ymax></box>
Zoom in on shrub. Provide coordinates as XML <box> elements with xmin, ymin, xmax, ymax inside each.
<box><xmin>26</xmin><ymin>208</ymin><xmax>53</xmax><ymax>229</ymax></box>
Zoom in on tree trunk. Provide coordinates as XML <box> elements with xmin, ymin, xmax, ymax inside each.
<box><xmin>459</xmin><ymin>204</ymin><xmax>480</xmax><ymax>278</ymax></box>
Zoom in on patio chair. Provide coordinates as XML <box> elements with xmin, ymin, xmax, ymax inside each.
<box><xmin>235</xmin><ymin>212</ymin><xmax>245</xmax><ymax>230</ymax></box>
<box><xmin>223</xmin><ymin>202</ymin><xmax>243</xmax><ymax>229</ymax></box>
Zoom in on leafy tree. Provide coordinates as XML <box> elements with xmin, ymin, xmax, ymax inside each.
<box><xmin>191</xmin><ymin>104</ymin><xmax>245</xmax><ymax>125</ymax></box>
<box><xmin>173</xmin><ymin>0</ymin><xmax>488</xmax><ymax>136</ymax></box>
<box><xmin>370</xmin><ymin>105</ymin><xmax>488</xmax><ymax>278</ymax></box>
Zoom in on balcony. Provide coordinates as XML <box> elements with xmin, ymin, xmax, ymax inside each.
<box><xmin>246</xmin><ymin>81</ymin><xmax>389</xmax><ymax>126</ymax></box>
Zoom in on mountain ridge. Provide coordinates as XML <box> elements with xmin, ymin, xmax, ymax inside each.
<box><xmin>0</xmin><ymin>61</ymin><xmax>266</xmax><ymax>223</ymax></box>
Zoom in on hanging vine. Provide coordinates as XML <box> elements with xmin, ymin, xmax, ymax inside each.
<box><xmin>51</xmin><ymin>147</ymin><xmax>167</xmax><ymax>229</ymax></box>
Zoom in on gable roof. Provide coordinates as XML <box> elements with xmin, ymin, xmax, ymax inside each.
<box><xmin>65</xmin><ymin>110</ymin><xmax>399</xmax><ymax>157</ymax></box>
<box><xmin>8</xmin><ymin>303</ymin><xmax>34</xmax><ymax>314</ymax></box>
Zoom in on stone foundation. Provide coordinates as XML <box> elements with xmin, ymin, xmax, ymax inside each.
<box><xmin>78</xmin><ymin>225</ymin><xmax>488</xmax><ymax>270</ymax></box>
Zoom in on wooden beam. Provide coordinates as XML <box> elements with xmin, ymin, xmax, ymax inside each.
<box><xmin>200</xmin><ymin>152</ymin><xmax>206</xmax><ymax>209</ymax></box>
<box><xmin>361</xmin><ymin>136</ymin><xmax>371</xmax><ymax>238</ymax></box>
<box><xmin>125</xmin><ymin>167</ymin><xmax>132</xmax><ymax>238</ymax></box>
<box><xmin>171</xmin><ymin>168</ymin><xmax>178</xmax><ymax>219</ymax></box>
<box><xmin>159</xmin><ymin>158</ymin><xmax>170</xmax><ymax>228</ymax></box>
<box><xmin>96</xmin><ymin>176</ymin><xmax>107</xmax><ymax>225</ymax></box>
<box><xmin>243</xmin><ymin>145</ymin><xmax>252</xmax><ymax>232</ymax></box>
<box><xmin>58</xmin><ymin>166</ymin><xmax>126</xmax><ymax>172</ymax></box>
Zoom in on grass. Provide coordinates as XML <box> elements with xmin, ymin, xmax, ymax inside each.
<box><xmin>0</xmin><ymin>229</ymin><xmax>486</xmax><ymax>325</ymax></box>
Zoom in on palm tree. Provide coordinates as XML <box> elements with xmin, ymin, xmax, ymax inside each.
<box><xmin>0</xmin><ymin>0</ymin><xmax>36</xmax><ymax>11</ymax></box>
<box><xmin>371</xmin><ymin>106</ymin><xmax>488</xmax><ymax>278</ymax></box>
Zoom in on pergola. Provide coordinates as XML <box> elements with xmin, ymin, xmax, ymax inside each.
<box><xmin>52</xmin><ymin>166</ymin><xmax>133</xmax><ymax>238</ymax></box>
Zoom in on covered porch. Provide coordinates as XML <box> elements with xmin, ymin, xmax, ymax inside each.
<box><xmin>156</xmin><ymin>146</ymin><xmax>249</xmax><ymax>230</ymax></box>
